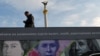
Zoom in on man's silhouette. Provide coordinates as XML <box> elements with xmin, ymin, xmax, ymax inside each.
<box><xmin>23</xmin><ymin>11</ymin><xmax>34</xmax><ymax>28</ymax></box>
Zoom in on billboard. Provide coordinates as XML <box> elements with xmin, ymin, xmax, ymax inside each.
<box><xmin>0</xmin><ymin>27</ymin><xmax>100</xmax><ymax>56</ymax></box>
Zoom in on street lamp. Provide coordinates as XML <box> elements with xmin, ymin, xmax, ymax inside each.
<box><xmin>42</xmin><ymin>0</ymin><xmax>48</xmax><ymax>27</ymax></box>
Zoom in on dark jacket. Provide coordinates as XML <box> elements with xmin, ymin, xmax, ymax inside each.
<box><xmin>24</xmin><ymin>14</ymin><xmax>34</xmax><ymax>27</ymax></box>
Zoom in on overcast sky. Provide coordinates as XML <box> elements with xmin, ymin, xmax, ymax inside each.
<box><xmin>0</xmin><ymin>0</ymin><xmax>100</xmax><ymax>27</ymax></box>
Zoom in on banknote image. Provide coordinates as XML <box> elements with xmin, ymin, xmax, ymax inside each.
<box><xmin>0</xmin><ymin>39</ymin><xmax>100</xmax><ymax>56</ymax></box>
<box><xmin>27</xmin><ymin>40</ymin><xmax>72</xmax><ymax>56</ymax></box>
<box><xmin>68</xmin><ymin>39</ymin><xmax>100</xmax><ymax>56</ymax></box>
<box><xmin>0</xmin><ymin>40</ymin><xmax>31</xmax><ymax>56</ymax></box>
<box><xmin>0</xmin><ymin>40</ymin><xmax>71</xmax><ymax>56</ymax></box>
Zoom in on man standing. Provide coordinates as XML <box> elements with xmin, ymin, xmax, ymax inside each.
<box><xmin>23</xmin><ymin>11</ymin><xmax>34</xmax><ymax>28</ymax></box>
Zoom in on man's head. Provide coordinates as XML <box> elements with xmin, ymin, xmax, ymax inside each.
<box><xmin>36</xmin><ymin>40</ymin><xmax>59</xmax><ymax>56</ymax></box>
<box><xmin>24</xmin><ymin>11</ymin><xmax>29</xmax><ymax>16</ymax></box>
<box><xmin>75</xmin><ymin>40</ymin><xmax>90</xmax><ymax>56</ymax></box>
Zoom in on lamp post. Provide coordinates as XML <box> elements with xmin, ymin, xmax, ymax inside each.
<box><xmin>42</xmin><ymin>0</ymin><xmax>48</xmax><ymax>27</ymax></box>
